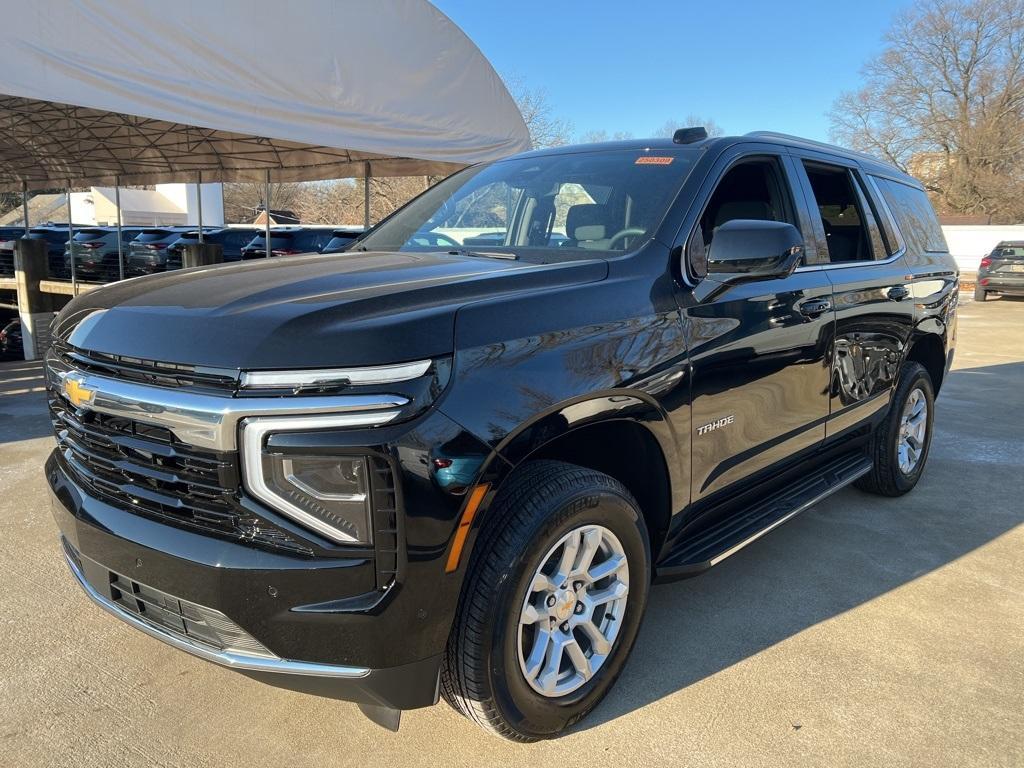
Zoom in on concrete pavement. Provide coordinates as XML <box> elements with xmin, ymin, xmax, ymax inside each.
<box><xmin>1</xmin><ymin>295</ymin><xmax>1022</xmax><ymax>767</ymax></box>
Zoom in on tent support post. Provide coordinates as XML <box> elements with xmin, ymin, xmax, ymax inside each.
<box><xmin>66</xmin><ymin>185</ymin><xmax>76</xmax><ymax>293</ymax></box>
<box><xmin>265</xmin><ymin>170</ymin><xmax>272</xmax><ymax>259</ymax></box>
<box><xmin>363</xmin><ymin>161</ymin><xmax>371</xmax><ymax>230</ymax></box>
<box><xmin>115</xmin><ymin>178</ymin><xmax>124</xmax><ymax>282</ymax></box>
<box><xmin>21</xmin><ymin>182</ymin><xmax>29</xmax><ymax>236</ymax></box>
<box><xmin>197</xmin><ymin>172</ymin><xmax>204</xmax><ymax>244</ymax></box>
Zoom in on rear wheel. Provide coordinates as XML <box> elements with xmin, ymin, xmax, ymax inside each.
<box><xmin>441</xmin><ymin>461</ymin><xmax>651</xmax><ymax>741</ymax></box>
<box><xmin>856</xmin><ymin>361</ymin><xmax>935</xmax><ymax>497</ymax></box>
<box><xmin>974</xmin><ymin>285</ymin><xmax>987</xmax><ymax>301</ymax></box>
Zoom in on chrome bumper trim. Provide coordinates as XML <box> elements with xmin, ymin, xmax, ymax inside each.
<box><xmin>46</xmin><ymin>355</ymin><xmax>405</xmax><ymax>451</ymax></box>
<box><xmin>63</xmin><ymin>548</ymin><xmax>371</xmax><ymax>679</ymax></box>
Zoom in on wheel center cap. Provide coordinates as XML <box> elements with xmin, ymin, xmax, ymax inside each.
<box><xmin>553</xmin><ymin>591</ymin><xmax>575</xmax><ymax>621</ymax></box>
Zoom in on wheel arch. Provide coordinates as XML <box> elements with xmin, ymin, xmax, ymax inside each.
<box><xmin>904</xmin><ymin>331</ymin><xmax>947</xmax><ymax>394</ymax></box>
<box><xmin>476</xmin><ymin>395</ymin><xmax>682</xmax><ymax>562</ymax></box>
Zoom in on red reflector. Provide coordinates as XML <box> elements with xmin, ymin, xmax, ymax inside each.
<box><xmin>980</xmin><ymin>278</ymin><xmax>989</xmax><ymax>285</ymax></box>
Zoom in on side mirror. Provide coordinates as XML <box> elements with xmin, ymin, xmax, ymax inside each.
<box><xmin>706</xmin><ymin>219</ymin><xmax>804</xmax><ymax>283</ymax></box>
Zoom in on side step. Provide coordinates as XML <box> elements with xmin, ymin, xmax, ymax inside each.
<box><xmin>656</xmin><ymin>452</ymin><xmax>871</xmax><ymax>581</ymax></box>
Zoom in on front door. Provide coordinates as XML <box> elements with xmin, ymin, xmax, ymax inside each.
<box><xmin>677</xmin><ymin>150</ymin><xmax>835</xmax><ymax>503</ymax></box>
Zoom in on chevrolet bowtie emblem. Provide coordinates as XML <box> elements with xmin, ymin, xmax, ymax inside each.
<box><xmin>63</xmin><ymin>375</ymin><xmax>95</xmax><ymax>408</ymax></box>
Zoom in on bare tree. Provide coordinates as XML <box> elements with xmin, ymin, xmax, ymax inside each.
<box><xmin>222</xmin><ymin>181</ymin><xmax>307</xmax><ymax>223</ymax></box>
<box><xmin>653</xmin><ymin>116</ymin><xmax>724</xmax><ymax>138</ymax></box>
<box><xmin>368</xmin><ymin>176</ymin><xmax>431</xmax><ymax>222</ymax></box>
<box><xmin>223</xmin><ymin>179</ymin><xmax>376</xmax><ymax>225</ymax></box>
<box><xmin>578</xmin><ymin>129</ymin><xmax>635</xmax><ymax>144</ymax></box>
<box><xmin>503</xmin><ymin>73</ymin><xmax>574</xmax><ymax>148</ymax></box>
<box><xmin>829</xmin><ymin>0</ymin><xmax>1024</xmax><ymax>222</ymax></box>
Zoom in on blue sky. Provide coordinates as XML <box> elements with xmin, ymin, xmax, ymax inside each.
<box><xmin>433</xmin><ymin>0</ymin><xmax>906</xmax><ymax>142</ymax></box>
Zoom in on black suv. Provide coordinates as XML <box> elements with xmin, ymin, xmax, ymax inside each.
<box><xmin>240</xmin><ymin>227</ymin><xmax>335</xmax><ymax>258</ymax></box>
<box><xmin>44</xmin><ymin>131</ymin><xmax>957</xmax><ymax>741</ymax></box>
<box><xmin>165</xmin><ymin>227</ymin><xmax>263</xmax><ymax>269</ymax></box>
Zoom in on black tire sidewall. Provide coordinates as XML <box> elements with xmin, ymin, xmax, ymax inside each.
<box><xmin>488</xmin><ymin>487</ymin><xmax>650</xmax><ymax>738</ymax></box>
<box><xmin>885</xmin><ymin>367</ymin><xmax>935</xmax><ymax>492</ymax></box>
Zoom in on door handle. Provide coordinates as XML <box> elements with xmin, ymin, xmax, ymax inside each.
<box><xmin>888</xmin><ymin>285</ymin><xmax>910</xmax><ymax>301</ymax></box>
<box><xmin>798</xmin><ymin>298</ymin><xmax>831</xmax><ymax>317</ymax></box>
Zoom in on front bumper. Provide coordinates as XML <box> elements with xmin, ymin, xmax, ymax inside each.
<box><xmin>48</xmin><ymin>450</ymin><xmax>444</xmax><ymax>710</ymax></box>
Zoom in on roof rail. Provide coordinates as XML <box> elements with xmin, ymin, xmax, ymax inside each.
<box><xmin>744</xmin><ymin>131</ymin><xmax>888</xmax><ymax>166</ymax></box>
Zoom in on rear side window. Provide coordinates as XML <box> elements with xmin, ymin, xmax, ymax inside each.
<box><xmin>871</xmin><ymin>177</ymin><xmax>947</xmax><ymax>253</ymax></box>
<box><xmin>803</xmin><ymin>162</ymin><xmax>885</xmax><ymax>263</ymax></box>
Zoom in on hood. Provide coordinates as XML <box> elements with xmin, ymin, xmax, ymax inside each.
<box><xmin>55</xmin><ymin>251</ymin><xmax>607</xmax><ymax>369</ymax></box>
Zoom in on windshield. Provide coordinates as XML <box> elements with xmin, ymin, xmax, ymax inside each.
<box><xmin>357</xmin><ymin>148</ymin><xmax>698</xmax><ymax>260</ymax></box>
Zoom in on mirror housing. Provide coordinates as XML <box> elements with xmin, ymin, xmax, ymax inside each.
<box><xmin>706</xmin><ymin>219</ymin><xmax>804</xmax><ymax>283</ymax></box>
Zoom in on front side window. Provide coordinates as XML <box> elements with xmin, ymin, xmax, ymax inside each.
<box><xmin>688</xmin><ymin>157</ymin><xmax>798</xmax><ymax>277</ymax></box>
<box><xmin>356</xmin><ymin>149</ymin><xmax>698</xmax><ymax>261</ymax></box>
<box><xmin>803</xmin><ymin>163</ymin><xmax>885</xmax><ymax>263</ymax></box>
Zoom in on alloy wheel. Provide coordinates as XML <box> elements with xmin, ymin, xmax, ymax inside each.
<box><xmin>516</xmin><ymin>524</ymin><xmax>629</xmax><ymax>698</ymax></box>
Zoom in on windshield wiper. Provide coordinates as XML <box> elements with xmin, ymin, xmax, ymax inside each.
<box><xmin>448</xmin><ymin>248</ymin><xmax>518</xmax><ymax>261</ymax></box>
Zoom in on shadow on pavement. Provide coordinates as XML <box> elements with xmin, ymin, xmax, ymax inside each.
<box><xmin>0</xmin><ymin>360</ymin><xmax>53</xmax><ymax>443</ymax></box>
<box><xmin>578</xmin><ymin>359</ymin><xmax>1024</xmax><ymax>731</ymax></box>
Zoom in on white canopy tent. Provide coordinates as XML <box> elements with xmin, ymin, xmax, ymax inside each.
<box><xmin>0</xmin><ymin>0</ymin><xmax>530</xmax><ymax>190</ymax></box>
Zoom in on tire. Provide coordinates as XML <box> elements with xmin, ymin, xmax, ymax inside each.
<box><xmin>855</xmin><ymin>361</ymin><xmax>935</xmax><ymax>497</ymax></box>
<box><xmin>974</xmin><ymin>285</ymin><xmax>987</xmax><ymax>301</ymax></box>
<box><xmin>441</xmin><ymin>460</ymin><xmax>651</xmax><ymax>741</ymax></box>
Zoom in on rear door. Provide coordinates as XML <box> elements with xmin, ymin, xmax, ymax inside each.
<box><xmin>677</xmin><ymin>144</ymin><xmax>835</xmax><ymax>503</ymax></box>
<box><xmin>789</xmin><ymin>150</ymin><xmax>915</xmax><ymax>438</ymax></box>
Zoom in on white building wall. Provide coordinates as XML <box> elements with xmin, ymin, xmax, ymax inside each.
<box><xmin>157</xmin><ymin>183</ymin><xmax>225</xmax><ymax>226</ymax></box>
<box><xmin>69</xmin><ymin>191</ymin><xmax>96</xmax><ymax>225</ymax></box>
<box><xmin>942</xmin><ymin>225</ymin><xmax>1024</xmax><ymax>272</ymax></box>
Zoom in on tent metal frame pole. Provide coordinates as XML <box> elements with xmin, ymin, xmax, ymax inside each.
<box><xmin>265</xmin><ymin>170</ymin><xmax>271</xmax><ymax>259</ymax></box>
<box><xmin>363</xmin><ymin>161</ymin><xmax>371</xmax><ymax>230</ymax></box>
<box><xmin>197</xmin><ymin>171</ymin><xmax>204</xmax><ymax>244</ymax></box>
<box><xmin>115</xmin><ymin>177</ymin><xmax>124</xmax><ymax>282</ymax></box>
<box><xmin>67</xmin><ymin>185</ymin><xmax>76</xmax><ymax>293</ymax></box>
<box><xmin>21</xmin><ymin>182</ymin><xmax>29</xmax><ymax>236</ymax></box>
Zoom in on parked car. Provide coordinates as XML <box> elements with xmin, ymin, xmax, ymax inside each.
<box><xmin>65</xmin><ymin>227</ymin><xmax>146</xmax><ymax>282</ymax></box>
<box><xmin>0</xmin><ymin>226</ymin><xmax>23</xmax><ymax>276</ymax></box>
<box><xmin>320</xmin><ymin>227</ymin><xmax>366</xmax><ymax>254</ymax></box>
<box><xmin>165</xmin><ymin>227</ymin><xmax>262</xmax><ymax>269</ymax></box>
<box><xmin>44</xmin><ymin>130</ymin><xmax>957</xmax><ymax>741</ymax></box>
<box><xmin>25</xmin><ymin>226</ymin><xmax>75</xmax><ymax>278</ymax></box>
<box><xmin>125</xmin><ymin>228</ymin><xmax>192</xmax><ymax>277</ymax></box>
<box><xmin>240</xmin><ymin>227</ymin><xmax>336</xmax><ymax>259</ymax></box>
<box><xmin>0</xmin><ymin>318</ymin><xmax>22</xmax><ymax>359</ymax></box>
<box><xmin>461</xmin><ymin>231</ymin><xmax>506</xmax><ymax>246</ymax></box>
<box><xmin>975</xmin><ymin>241</ymin><xmax>1024</xmax><ymax>301</ymax></box>
<box><xmin>404</xmin><ymin>231</ymin><xmax>460</xmax><ymax>249</ymax></box>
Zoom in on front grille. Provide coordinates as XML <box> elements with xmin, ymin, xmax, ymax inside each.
<box><xmin>52</xmin><ymin>340</ymin><xmax>238</xmax><ymax>392</ymax></box>
<box><xmin>109</xmin><ymin>570</ymin><xmax>271</xmax><ymax>656</ymax></box>
<box><xmin>62</xmin><ymin>538</ymin><xmax>274</xmax><ymax>658</ymax></box>
<box><xmin>50</xmin><ymin>396</ymin><xmax>312</xmax><ymax>556</ymax></box>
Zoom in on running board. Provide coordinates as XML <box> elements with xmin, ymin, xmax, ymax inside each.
<box><xmin>655</xmin><ymin>452</ymin><xmax>871</xmax><ymax>581</ymax></box>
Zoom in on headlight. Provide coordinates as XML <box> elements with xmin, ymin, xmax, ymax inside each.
<box><xmin>241</xmin><ymin>415</ymin><xmax>391</xmax><ymax>544</ymax></box>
